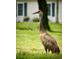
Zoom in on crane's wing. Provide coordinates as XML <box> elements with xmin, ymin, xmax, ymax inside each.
<box><xmin>44</xmin><ymin>33</ymin><xmax>57</xmax><ymax>46</ymax></box>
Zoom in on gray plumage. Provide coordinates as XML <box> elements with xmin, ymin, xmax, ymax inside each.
<box><xmin>40</xmin><ymin>31</ymin><xmax>60</xmax><ymax>54</ymax></box>
<box><xmin>33</xmin><ymin>10</ymin><xmax>60</xmax><ymax>54</ymax></box>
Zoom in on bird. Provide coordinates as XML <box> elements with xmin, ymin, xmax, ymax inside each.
<box><xmin>33</xmin><ymin>10</ymin><xmax>60</xmax><ymax>54</ymax></box>
<box><xmin>39</xmin><ymin>29</ymin><xmax>60</xmax><ymax>54</ymax></box>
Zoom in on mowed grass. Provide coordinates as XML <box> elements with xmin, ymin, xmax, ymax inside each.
<box><xmin>16</xmin><ymin>22</ymin><xmax>62</xmax><ymax>59</ymax></box>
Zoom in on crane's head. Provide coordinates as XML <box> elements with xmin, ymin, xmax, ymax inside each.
<box><xmin>33</xmin><ymin>10</ymin><xmax>43</xmax><ymax>19</ymax></box>
<box><xmin>33</xmin><ymin>10</ymin><xmax>43</xmax><ymax>14</ymax></box>
<box><xmin>33</xmin><ymin>10</ymin><xmax>40</xmax><ymax>14</ymax></box>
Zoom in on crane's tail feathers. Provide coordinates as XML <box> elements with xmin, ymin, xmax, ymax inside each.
<box><xmin>51</xmin><ymin>46</ymin><xmax>60</xmax><ymax>54</ymax></box>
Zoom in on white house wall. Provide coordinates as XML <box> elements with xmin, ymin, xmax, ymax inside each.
<box><xmin>27</xmin><ymin>1</ymin><xmax>39</xmax><ymax>21</ymax></box>
<box><xmin>47</xmin><ymin>1</ymin><xmax>56</xmax><ymax>22</ymax></box>
<box><xmin>27</xmin><ymin>0</ymin><xmax>57</xmax><ymax>22</ymax></box>
<box><xmin>58</xmin><ymin>1</ymin><xmax>62</xmax><ymax>23</ymax></box>
<box><xmin>16</xmin><ymin>0</ymin><xmax>62</xmax><ymax>23</ymax></box>
<box><xmin>27</xmin><ymin>1</ymin><xmax>56</xmax><ymax>22</ymax></box>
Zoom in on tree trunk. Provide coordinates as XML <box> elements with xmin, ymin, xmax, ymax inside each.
<box><xmin>37</xmin><ymin>0</ymin><xmax>51</xmax><ymax>31</ymax></box>
<box><xmin>56</xmin><ymin>0</ymin><xmax>59</xmax><ymax>23</ymax></box>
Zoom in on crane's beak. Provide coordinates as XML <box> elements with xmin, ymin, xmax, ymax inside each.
<box><xmin>33</xmin><ymin>10</ymin><xmax>40</xmax><ymax>14</ymax></box>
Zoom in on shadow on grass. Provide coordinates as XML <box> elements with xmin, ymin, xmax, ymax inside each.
<box><xmin>16</xmin><ymin>51</ymin><xmax>62</xmax><ymax>59</ymax></box>
<box><xmin>50</xmin><ymin>30</ymin><xmax>62</xmax><ymax>33</ymax></box>
<box><xmin>16</xmin><ymin>28</ymin><xmax>33</xmax><ymax>31</ymax></box>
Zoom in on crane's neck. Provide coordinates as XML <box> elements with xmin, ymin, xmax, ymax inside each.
<box><xmin>39</xmin><ymin>10</ymin><xmax>47</xmax><ymax>34</ymax></box>
<box><xmin>33</xmin><ymin>10</ymin><xmax>46</xmax><ymax>34</ymax></box>
<box><xmin>39</xmin><ymin>22</ymin><xmax>47</xmax><ymax>35</ymax></box>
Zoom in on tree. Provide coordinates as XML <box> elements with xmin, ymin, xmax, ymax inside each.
<box><xmin>56</xmin><ymin>0</ymin><xmax>59</xmax><ymax>23</ymax></box>
<box><xmin>37</xmin><ymin>0</ymin><xmax>51</xmax><ymax>31</ymax></box>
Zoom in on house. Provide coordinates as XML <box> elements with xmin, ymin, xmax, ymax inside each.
<box><xmin>16</xmin><ymin>0</ymin><xmax>62</xmax><ymax>23</ymax></box>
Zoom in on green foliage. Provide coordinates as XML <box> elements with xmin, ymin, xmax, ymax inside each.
<box><xmin>16</xmin><ymin>22</ymin><xmax>62</xmax><ymax>59</ymax></box>
<box><xmin>24</xmin><ymin>17</ymin><xmax>30</xmax><ymax>22</ymax></box>
<box><xmin>33</xmin><ymin>18</ymin><xmax>39</xmax><ymax>22</ymax></box>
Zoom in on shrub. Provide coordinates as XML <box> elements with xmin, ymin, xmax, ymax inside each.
<box><xmin>33</xmin><ymin>18</ymin><xmax>39</xmax><ymax>22</ymax></box>
<box><xmin>24</xmin><ymin>17</ymin><xmax>30</xmax><ymax>22</ymax></box>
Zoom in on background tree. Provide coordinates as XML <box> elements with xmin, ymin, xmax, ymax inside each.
<box><xmin>56</xmin><ymin>0</ymin><xmax>59</xmax><ymax>23</ymax></box>
<box><xmin>37</xmin><ymin>0</ymin><xmax>51</xmax><ymax>31</ymax></box>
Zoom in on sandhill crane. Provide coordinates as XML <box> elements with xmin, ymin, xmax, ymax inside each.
<box><xmin>33</xmin><ymin>10</ymin><xmax>60</xmax><ymax>54</ymax></box>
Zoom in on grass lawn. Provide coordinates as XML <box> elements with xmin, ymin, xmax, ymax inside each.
<box><xmin>16</xmin><ymin>22</ymin><xmax>62</xmax><ymax>59</ymax></box>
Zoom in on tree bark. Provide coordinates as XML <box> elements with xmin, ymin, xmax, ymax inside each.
<box><xmin>56</xmin><ymin>0</ymin><xmax>59</xmax><ymax>23</ymax></box>
<box><xmin>37</xmin><ymin>0</ymin><xmax>51</xmax><ymax>31</ymax></box>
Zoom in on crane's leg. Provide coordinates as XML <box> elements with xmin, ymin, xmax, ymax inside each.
<box><xmin>48</xmin><ymin>49</ymin><xmax>50</xmax><ymax>52</ymax></box>
<box><xmin>51</xmin><ymin>50</ymin><xmax>53</xmax><ymax>54</ymax></box>
<box><xmin>45</xmin><ymin>47</ymin><xmax>47</xmax><ymax>54</ymax></box>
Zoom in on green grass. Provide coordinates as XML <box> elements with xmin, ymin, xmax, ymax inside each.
<box><xmin>16</xmin><ymin>22</ymin><xmax>62</xmax><ymax>59</ymax></box>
